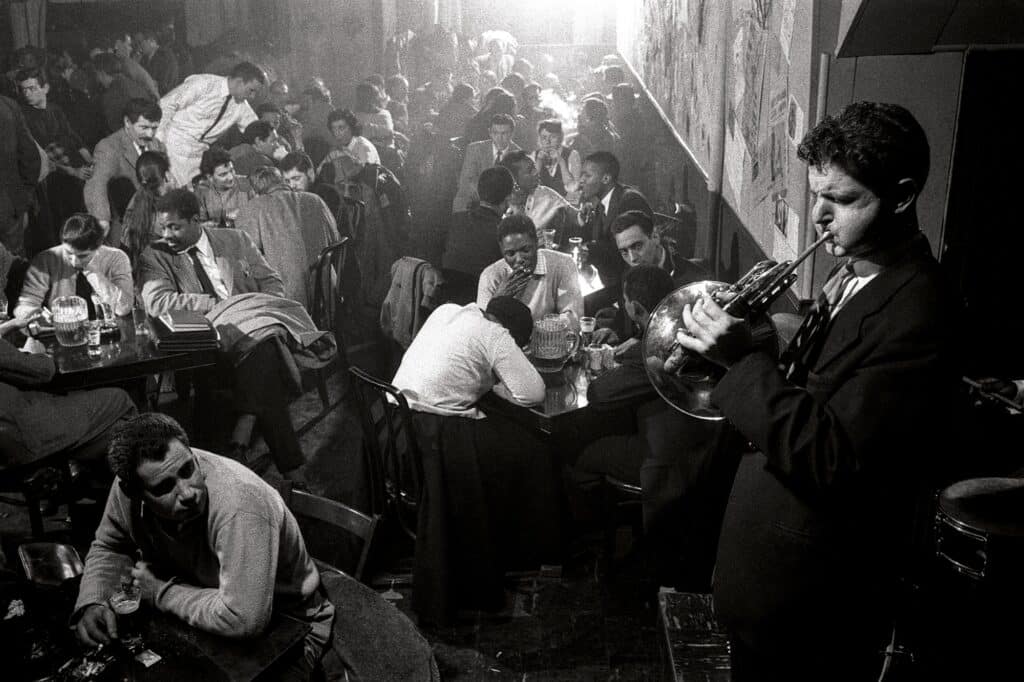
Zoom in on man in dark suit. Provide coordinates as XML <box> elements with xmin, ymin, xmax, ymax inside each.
<box><xmin>577</xmin><ymin>151</ymin><xmax>652</xmax><ymax>312</ymax></box>
<box><xmin>84</xmin><ymin>98</ymin><xmax>165</xmax><ymax>246</ymax></box>
<box><xmin>138</xmin><ymin>189</ymin><xmax>307</xmax><ymax>481</ymax></box>
<box><xmin>137</xmin><ymin>29</ymin><xmax>180</xmax><ymax>95</ymax></box>
<box><xmin>0</xmin><ymin>93</ymin><xmax>40</xmax><ymax>255</ymax></box>
<box><xmin>675</xmin><ymin>102</ymin><xmax>957</xmax><ymax>679</ymax></box>
<box><xmin>452</xmin><ymin>113</ymin><xmax>520</xmax><ymax>213</ymax></box>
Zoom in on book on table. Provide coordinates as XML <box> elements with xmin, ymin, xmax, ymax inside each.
<box><xmin>151</xmin><ymin>310</ymin><xmax>219</xmax><ymax>351</ymax></box>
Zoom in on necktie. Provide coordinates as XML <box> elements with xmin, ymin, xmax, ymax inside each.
<box><xmin>187</xmin><ymin>247</ymin><xmax>219</xmax><ymax>299</ymax></box>
<box><xmin>494</xmin><ymin>150</ymin><xmax>502</xmax><ymax>166</ymax></box>
<box><xmin>781</xmin><ymin>262</ymin><xmax>857</xmax><ymax>383</ymax></box>
<box><xmin>590</xmin><ymin>203</ymin><xmax>606</xmax><ymax>242</ymax></box>
<box><xmin>200</xmin><ymin>94</ymin><xmax>232</xmax><ymax>143</ymax></box>
<box><xmin>76</xmin><ymin>271</ymin><xmax>97</xmax><ymax>319</ymax></box>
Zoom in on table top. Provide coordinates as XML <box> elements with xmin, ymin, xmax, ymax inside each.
<box><xmin>4</xmin><ymin>578</ymin><xmax>310</xmax><ymax>681</ymax></box>
<box><xmin>42</xmin><ymin>316</ymin><xmax>219</xmax><ymax>391</ymax></box>
<box><xmin>479</xmin><ymin>358</ymin><xmax>595</xmax><ymax>435</ymax></box>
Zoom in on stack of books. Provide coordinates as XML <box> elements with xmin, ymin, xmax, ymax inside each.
<box><xmin>150</xmin><ymin>310</ymin><xmax>219</xmax><ymax>352</ymax></box>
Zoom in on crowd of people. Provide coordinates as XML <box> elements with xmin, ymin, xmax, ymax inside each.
<box><xmin>0</xmin><ymin>19</ymin><xmax>966</xmax><ymax>682</ymax></box>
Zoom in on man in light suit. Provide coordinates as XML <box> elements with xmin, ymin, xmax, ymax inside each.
<box><xmin>138</xmin><ymin>189</ymin><xmax>307</xmax><ymax>481</ymax></box>
<box><xmin>675</xmin><ymin>102</ymin><xmax>957</xmax><ymax>680</ymax></box>
<box><xmin>452</xmin><ymin>113</ymin><xmax>520</xmax><ymax>213</ymax></box>
<box><xmin>84</xmin><ymin>98</ymin><xmax>165</xmax><ymax>246</ymax></box>
<box><xmin>0</xmin><ymin>93</ymin><xmax>41</xmax><ymax>256</ymax></box>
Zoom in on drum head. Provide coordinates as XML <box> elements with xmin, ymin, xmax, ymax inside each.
<box><xmin>939</xmin><ymin>477</ymin><xmax>1024</xmax><ymax>537</ymax></box>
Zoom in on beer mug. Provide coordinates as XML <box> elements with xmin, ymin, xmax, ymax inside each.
<box><xmin>52</xmin><ymin>295</ymin><xmax>89</xmax><ymax>347</ymax></box>
<box><xmin>530</xmin><ymin>314</ymin><xmax>580</xmax><ymax>373</ymax></box>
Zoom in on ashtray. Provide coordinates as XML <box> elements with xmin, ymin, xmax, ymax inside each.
<box><xmin>17</xmin><ymin>543</ymin><xmax>84</xmax><ymax>587</ymax></box>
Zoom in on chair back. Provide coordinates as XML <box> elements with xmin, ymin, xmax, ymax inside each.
<box><xmin>310</xmin><ymin>237</ymin><xmax>349</xmax><ymax>341</ymax></box>
<box><xmin>348</xmin><ymin>367</ymin><xmax>423</xmax><ymax>540</ymax></box>
<box><xmin>276</xmin><ymin>480</ymin><xmax>379</xmax><ymax>582</ymax></box>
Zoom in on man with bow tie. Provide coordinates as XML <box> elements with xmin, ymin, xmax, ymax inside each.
<box><xmin>675</xmin><ymin>102</ymin><xmax>958</xmax><ymax>679</ymax></box>
<box><xmin>85</xmin><ymin>98</ymin><xmax>165</xmax><ymax>246</ymax></box>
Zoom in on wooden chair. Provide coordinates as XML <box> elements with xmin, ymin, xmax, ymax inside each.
<box><xmin>275</xmin><ymin>479</ymin><xmax>379</xmax><ymax>582</ymax></box>
<box><xmin>0</xmin><ymin>433</ymin><xmax>96</xmax><ymax>539</ymax></box>
<box><xmin>348</xmin><ymin>367</ymin><xmax>423</xmax><ymax>541</ymax></box>
<box><xmin>309</xmin><ymin>237</ymin><xmax>350</xmax><ymax>408</ymax></box>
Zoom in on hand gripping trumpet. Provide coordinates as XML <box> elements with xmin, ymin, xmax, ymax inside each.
<box><xmin>642</xmin><ymin>231</ymin><xmax>834</xmax><ymax>420</ymax></box>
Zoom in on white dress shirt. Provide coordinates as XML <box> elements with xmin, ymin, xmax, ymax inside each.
<box><xmin>156</xmin><ymin>74</ymin><xmax>257</xmax><ymax>186</ymax></box>
<box><xmin>391</xmin><ymin>303</ymin><xmax>545</xmax><ymax>419</ymax></box>
<box><xmin>346</xmin><ymin>135</ymin><xmax>381</xmax><ymax>165</ymax></box>
<box><xmin>522</xmin><ymin>185</ymin><xmax>575</xmax><ymax>231</ymax></box>
<box><xmin>190</xmin><ymin>230</ymin><xmax>231</xmax><ymax>300</ymax></box>
<box><xmin>477</xmin><ymin>249</ymin><xmax>583</xmax><ymax>323</ymax></box>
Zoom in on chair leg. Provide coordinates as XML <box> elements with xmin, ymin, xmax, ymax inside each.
<box><xmin>317</xmin><ymin>369</ymin><xmax>330</xmax><ymax>409</ymax></box>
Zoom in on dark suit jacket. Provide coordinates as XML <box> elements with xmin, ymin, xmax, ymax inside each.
<box><xmin>84</xmin><ymin>128</ymin><xmax>166</xmax><ymax>223</ymax></box>
<box><xmin>710</xmin><ymin>234</ymin><xmax>957</xmax><ymax>659</ymax></box>
<box><xmin>0</xmin><ymin>94</ymin><xmax>41</xmax><ymax>217</ymax></box>
<box><xmin>138</xmin><ymin>227</ymin><xmax>285</xmax><ymax>317</ymax></box>
<box><xmin>141</xmin><ymin>47</ymin><xmax>180</xmax><ymax>95</ymax></box>
<box><xmin>582</xmin><ymin>183</ymin><xmax>652</xmax><ymax>310</ymax></box>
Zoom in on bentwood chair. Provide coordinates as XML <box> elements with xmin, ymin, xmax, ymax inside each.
<box><xmin>348</xmin><ymin>367</ymin><xmax>423</xmax><ymax>541</ymax></box>
<box><xmin>309</xmin><ymin>237</ymin><xmax>351</xmax><ymax>407</ymax></box>
<box><xmin>275</xmin><ymin>479</ymin><xmax>379</xmax><ymax>582</ymax></box>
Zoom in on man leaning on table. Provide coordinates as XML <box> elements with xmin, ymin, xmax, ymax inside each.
<box><xmin>72</xmin><ymin>413</ymin><xmax>334</xmax><ymax>680</ymax></box>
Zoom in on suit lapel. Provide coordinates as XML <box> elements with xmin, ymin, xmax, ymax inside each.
<box><xmin>603</xmin><ymin>185</ymin><xmax>624</xmax><ymax>237</ymax></box>
<box><xmin>121</xmin><ymin>130</ymin><xmax>139</xmax><ymax>168</ymax></box>
<box><xmin>813</xmin><ymin>256</ymin><xmax>921</xmax><ymax>371</ymax></box>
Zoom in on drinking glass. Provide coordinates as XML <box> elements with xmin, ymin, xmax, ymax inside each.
<box><xmin>542</xmin><ymin>228</ymin><xmax>558</xmax><ymax>250</ymax></box>
<box><xmin>0</xmin><ymin>291</ymin><xmax>8</xmax><ymax>321</ymax></box>
<box><xmin>132</xmin><ymin>306</ymin><xmax>149</xmax><ymax>337</ymax></box>
<box><xmin>579</xmin><ymin>316</ymin><xmax>596</xmax><ymax>347</ymax></box>
<box><xmin>52</xmin><ymin>295</ymin><xmax>88</xmax><ymax>347</ymax></box>
<box><xmin>109</xmin><ymin>576</ymin><xmax>141</xmax><ymax>634</ymax></box>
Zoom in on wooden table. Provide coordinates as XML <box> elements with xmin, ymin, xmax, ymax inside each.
<box><xmin>4</xmin><ymin>578</ymin><xmax>310</xmax><ymax>681</ymax></box>
<box><xmin>42</xmin><ymin>316</ymin><xmax>218</xmax><ymax>393</ymax></box>
<box><xmin>478</xmin><ymin>358</ymin><xmax>634</xmax><ymax>445</ymax></box>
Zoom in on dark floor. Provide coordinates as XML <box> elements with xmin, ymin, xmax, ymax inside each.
<box><xmin>0</xmin><ymin>344</ymin><xmax>670</xmax><ymax>680</ymax></box>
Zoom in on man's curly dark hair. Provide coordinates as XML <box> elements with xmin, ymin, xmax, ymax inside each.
<box><xmin>797</xmin><ymin>101</ymin><xmax>930</xmax><ymax>200</ymax></box>
<box><xmin>107</xmin><ymin>413</ymin><xmax>189</xmax><ymax>495</ymax></box>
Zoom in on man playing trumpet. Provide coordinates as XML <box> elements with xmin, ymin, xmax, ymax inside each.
<box><xmin>674</xmin><ymin>102</ymin><xmax>958</xmax><ymax>679</ymax></box>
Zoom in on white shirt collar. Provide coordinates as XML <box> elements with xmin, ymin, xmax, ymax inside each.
<box><xmin>193</xmin><ymin>229</ymin><xmax>214</xmax><ymax>258</ymax></box>
<box><xmin>600</xmin><ymin>186</ymin><xmax>615</xmax><ymax>214</ymax></box>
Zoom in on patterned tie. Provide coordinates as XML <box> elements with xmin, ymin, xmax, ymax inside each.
<box><xmin>75</xmin><ymin>271</ymin><xmax>97</xmax><ymax>320</ymax></box>
<box><xmin>590</xmin><ymin>202</ymin><xmax>606</xmax><ymax>242</ymax></box>
<box><xmin>780</xmin><ymin>261</ymin><xmax>857</xmax><ymax>383</ymax></box>
<box><xmin>187</xmin><ymin>247</ymin><xmax>219</xmax><ymax>299</ymax></box>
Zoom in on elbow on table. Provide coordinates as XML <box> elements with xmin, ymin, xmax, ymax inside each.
<box><xmin>210</xmin><ymin>609</ymin><xmax>269</xmax><ymax>639</ymax></box>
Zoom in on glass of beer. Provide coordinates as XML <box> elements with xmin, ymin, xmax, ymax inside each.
<box><xmin>52</xmin><ymin>295</ymin><xmax>88</xmax><ymax>347</ymax></box>
<box><xmin>109</xmin><ymin>576</ymin><xmax>141</xmax><ymax>634</ymax></box>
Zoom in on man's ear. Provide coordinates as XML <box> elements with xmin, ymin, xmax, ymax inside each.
<box><xmin>892</xmin><ymin>177</ymin><xmax>919</xmax><ymax>216</ymax></box>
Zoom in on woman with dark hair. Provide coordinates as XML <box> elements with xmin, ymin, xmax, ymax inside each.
<box><xmin>323</xmin><ymin>108</ymin><xmax>380</xmax><ymax>168</ymax></box>
<box><xmin>121</xmin><ymin>151</ymin><xmax>173</xmax><ymax>269</ymax></box>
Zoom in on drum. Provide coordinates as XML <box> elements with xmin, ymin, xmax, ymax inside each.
<box><xmin>935</xmin><ymin>477</ymin><xmax>1024</xmax><ymax>583</ymax></box>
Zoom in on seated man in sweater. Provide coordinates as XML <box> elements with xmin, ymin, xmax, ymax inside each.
<box><xmin>138</xmin><ymin>189</ymin><xmax>307</xmax><ymax>480</ymax></box>
<box><xmin>72</xmin><ymin>413</ymin><xmax>334</xmax><ymax>680</ymax></box>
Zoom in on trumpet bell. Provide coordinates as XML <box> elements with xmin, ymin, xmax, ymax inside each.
<box><xmin>643</xmin><ymin>281</ymin><xmax>779</xmax><ymax>421</ymax></box>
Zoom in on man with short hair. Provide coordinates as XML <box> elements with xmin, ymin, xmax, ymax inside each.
<box><xmin>137</xmin><ymin>29</ymin><xmax>180</xmax><ymax>95</ymax></box>
<box><xmin>442</xmin><ymin>166</ymin><xmax>514</xmax><ymax>304</ymax></box>
<box><xmin>85</xmin><ymin>98</ymin><xmax>165</xmax><ymax>244</ymax></box>
<box><xmin>674</xmin><ymin>102</ymin><xmax>957</xmax><ymax>678</ymax></box>
<box><xmin>500</xmin><ymin>150</ymin><xmax>577</xmax><ymax>233</ymax></box>
<box><xmin>72</xmin><ymin>413</ymin><xmax>334</xmax><ymax>680</ymax></box>
<box><xmin>16</xmin><ymin>212</ymin><xmax>133</xmax><ymax>320</ymax></box>
<box><xmin>156</xmin><ymin>62</ymin><xmax>265</xmax><ymax>186</ymax></box>
<box><xmin>234</xmin><ymin>166</ymin><xmax>339</xmax><ymax>309</ymax></box>
<box><xmin>92</xmin><ymin>53</ymin><xmax>155</xmax><ymax>136</ymax></box>
<box><xmin>611</xmin><ymin>209</ymin><xmax>707</xmax><ymax>287</ymax></box>
<box><xmin>477</xmin><ymin>214</ymin><xmax>583</xmax><ymax>323</ymax></box>
<box><xmin>194</xmin><ymin>146</ymin><xmax>255</xmax><ymax>225</ymax></box>
<box><xmin>578</xmin><ymin>151</ymin><xmax>652</xmax><ymax>308</ymax></box>
<box><xmin>279</xmin><ymin>150</ymin><xmax>341</xmax><ymax>217</ymax></box>
<box><xmin>453</xmin><ymin>113</ymin><xmax>520</xmax><ymax>212</ymax></box>
<box><xmin>101</xmin><ymin>32</ymin><xmax>161</xmax><ymax>100</ymax></box>
<box><xmin>139</xmin><ymin>189</ymin><xmax>308</xmax><ymax>479</ymax></box>
<box><xmin>229</xmin><ymin>120</ymin><xmax>279</xmax><ymax>176</ymax></box>
<box><xmin>257</xmin><ymin>102</ymin><xmax>301</xmax><ymax>154</ymax></box>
